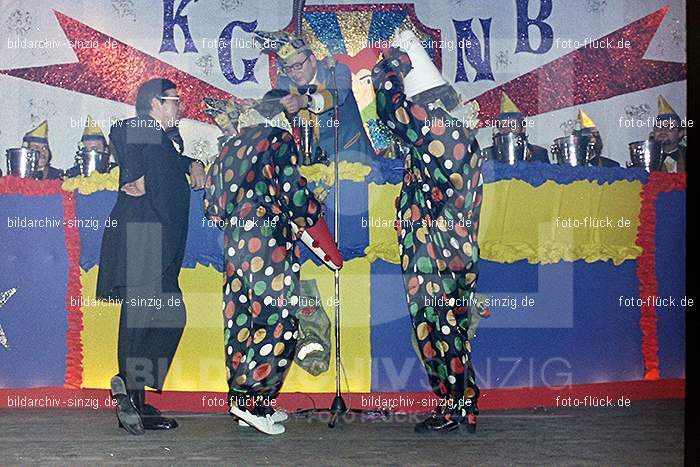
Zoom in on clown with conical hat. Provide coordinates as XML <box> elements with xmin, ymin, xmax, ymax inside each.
<box><xmin>481</xmin><ymin>92</ymin><xmax>549</xmax><ymax>163</ymax></box>
<box><xmin>21</xmin><ymin>120</ymin><xmax>63</xmax><ymax>180</ymax></box>
<box><xmin>371</xmin><ymin>30</ymin><xmax>489</xmax><ymax>434</ymax></box>
<box><xmin>653</xmin><ymin>95</ymin><xmax>686</xmax><ymax>173</ymax></box>
<box><xmin>574</xmin><ymin>110</ymin><xmax>619</xmax><ymax>167</ymax></box>
<box><xmin>251</xmin><ymin>28</ymin><xmax>373</xmax><ymax>165</ymax></box>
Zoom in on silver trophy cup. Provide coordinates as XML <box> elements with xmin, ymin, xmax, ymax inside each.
<box><xmin>493</xmin><ymin>133</ymin><xmax>528</xmax><ymax>165</ymax></box>
<box><xmin>74</xmin><ymin>148</ymin><xmax>111</xmax><ymax>176</ymax></box>
<box><xmin>627</xmin><ymin>140</ymin><xmax>661</xmax><ymax>172</ymax></box>
<box><xmin>551</xmin><ymin>134</ymin><xmax>594</xmax><ymax>167</ymax></box>
<box><xmin>5</xmin><ymin>148</ymin><xmax>38</xmax><ymax>178</ymax></box>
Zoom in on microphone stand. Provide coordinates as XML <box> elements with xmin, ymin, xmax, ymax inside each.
<box><xmin>328</xmin><ymin>59</ymin><xmax>345</xmax><ymax>428</ymax></box>
<box><xmin>294</xmin><ymin>59</ymin><xmax>389</xmax><ymax>428</ymax></box>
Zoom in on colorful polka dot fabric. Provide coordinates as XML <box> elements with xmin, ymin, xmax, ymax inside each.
<box><xmin>204</xmin><ymin>124</ymin><xmax>321</xmax><ymax>403</ymax></box>
<box><xmin>372</xmin><ymin>48</ymin><xmax>484</xmax><ymax>421</ymax></box>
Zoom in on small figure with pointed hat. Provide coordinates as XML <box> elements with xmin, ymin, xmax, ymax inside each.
<box><xmin>252</xmin><ymin>29</ymin><xmax>373</xmax><ymax>165</ymax></box>
<box><xmin>64</xmin><ymin>116</ymin><xmax>117</xmax><ymax>178</ymax></box>
<box><xmin>652</xmin><ymin>95</ymin><xmax>686</xmax><ymax>173</ymax></box>
<box><xmin>481</xmin><ymin>92</ymin><xmax>549</xmax><ymax>163</ymax></box>
<box><xmin>22</xmin><ymin>120</ymin><xmax>63</xmax><ymax>180</ymax></box>
<box><xmin>575</xmin><ymin>110</ymin><xmax>620</xmax><ymax>167</ymax></box>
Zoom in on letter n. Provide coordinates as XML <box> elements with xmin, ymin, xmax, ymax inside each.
<box><xmin>453</xmin><ymin>18</ymin><xmax>494</xmax><ymax>82</ymax></box>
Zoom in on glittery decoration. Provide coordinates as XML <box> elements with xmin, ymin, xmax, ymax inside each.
<box><xmin>625</xmin><ymin>104</ymin><xmax>652</xmax><ymax>120</ymax></box>
<box><xmin>301</xmin><ymin>17</ymin><xmax>331</xmax><ymax>60</ymax></box>
<box><xmin>220</xmin><ymin>0</ymin><xmax>244</xmax><ymax>13</ymax></box>
<box><xmin>111</xmin><ymin>0</ymin><xmax>136</xmax><ymax>21</ymax></box>
<box><xmin>190</xmin><ymin>139</ymin><xmax>218</xmax><ymax>164</ymax></box>
<box><xmin>336</xmin><ymin>11</ymin><xmax>372</xmax><ymax>57</ymax></box>
<box><xmin>585</xmin><ymin>0</ymin><xmax>608</xmax><ymax>13</ymax></box>
<box><xmin>472</xmin><ymin>7</ymin><xmax>686</xmax><ymax>126</ymax></box>
<box><xmin>1</xmin><ymin>12</ymin><xmax>231</xmax><ymax>124</ymax></box>
<box><xmin>368</xmin><ymin>10</ymin><xmax>407</xmax><ymax>44</ymax></box>
<box><xmin>495</xmin><ymin>50</ymin><xmax>512</xmax><ymax>71</ymax></box>
<box><xmin>28</xmin><ymin>98</ymin><xmax>57</xmax><ymax>127</ymax></box>
<box><xmin>5</xmin><ymin>9</ymin><xmax>32</xmax><ymax>36</ymax></box>
<box><xmin>196</xmin><ymin>54</ymin><xmax>215</xmax><ymax>76</ymax></box>
<box><xmin>0</xmin><ymin>287</ymin><xmax>17</xmax><ymax>349</ymax></box>
<box><xmin>273</xmin><ymin>3</ymin><xmax>441</xmax><ymax>83</ymax></box>
<box><xmin>367</xmin><ymin>119</ymin><xmax>392</xmax><ymax>156</ymax></box>
<box><xmin>304</xmin><ymin>12</ymin><xmax>346</xmax><ymax>56</ymax></box>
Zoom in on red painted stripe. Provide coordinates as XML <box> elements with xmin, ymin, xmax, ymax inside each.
<box><xmin>61</xmin><ymin>190</ymin><xmax>83</xmax><ymax>389</ymax></box>
<box><xmin>635</xmin><ymin>173</ymin><xmax>686</xmax><ymax>380</ymax></box>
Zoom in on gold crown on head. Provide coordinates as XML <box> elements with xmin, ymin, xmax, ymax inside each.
<box><xmin>252</xmin><ymin>30</ymin><xmax>309</xmax><ymax>62</ymax></box>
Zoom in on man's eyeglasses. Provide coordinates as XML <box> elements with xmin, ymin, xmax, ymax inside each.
<box><xmin>282</xmin><ymin>55</ymin><xmax>310</xmax><ymax>74</ymax></box>
<box><xmin>160</xmin><ymin>96</ymin><xmax>182</xmax><ymax>104</ymax></box>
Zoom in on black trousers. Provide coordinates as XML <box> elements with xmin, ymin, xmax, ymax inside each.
<box><xmin>116</xmin><ymin>267</ymin><xmax>187</xmax><ymax>392</ymax></box>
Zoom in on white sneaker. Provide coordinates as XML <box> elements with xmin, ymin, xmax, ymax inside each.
<box><xmin>230</xmin><ymin>406</ymin><xmax>285</xmax><ymax>435</ymax></box>
<box><xmin>238</xmin><ymin>409</ymin><xmax>289</xmax><ymax>427</ymax></box>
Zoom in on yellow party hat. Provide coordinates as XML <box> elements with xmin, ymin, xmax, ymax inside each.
<box><xmin>22</xmin><ymin>120</ymin><xmax>49</xmax><ymax>145</ymax></box>
<box><xmin>81</xmin><ymin>115</ymin><xmax>106</xmax><ymax>142</ymax></box>
<box><xmin>499</xmin><ymin>92</ymin><xmax>522</xmax><ymax>119</ymax></box>
<box><xmin>657</xmin><ymin>95</ymin><xmax>680</xmax><ymax>120</ymax></box>
<box><xmin>577</xmin><ymin>110</ymin><xmax>597</xmax><ymax>134</ymax></box>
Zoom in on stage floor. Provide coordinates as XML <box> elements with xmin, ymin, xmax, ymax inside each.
<box><xmin>0</xmin><ymin>399</ymin><xmax>683</xmax><ymax>465</ymax></box>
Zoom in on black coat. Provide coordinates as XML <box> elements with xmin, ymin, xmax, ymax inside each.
<box><xmin>96</xmin><ymin>117</ymin><xmax>196</xmax><ymax>299</ymax></box>
<box><xmin>588</xmin><ymin>155</ymin><xmax>620</xmax><ymax>168</ymax></box>
<box><xmin>34</xmin><ymin>166</ymin><xmax>64</xmax><ymax>180</ymax></box>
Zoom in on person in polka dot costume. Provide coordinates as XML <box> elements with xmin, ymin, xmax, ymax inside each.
<box><xmin>372</xmin><ymin>46</ymin><xmax>486</xmax><ymax>434</ymax></box>
<box><xmin>204</xmin><ymin>102</ymin><xmax>340</xmax><ymax>434</ymax></box>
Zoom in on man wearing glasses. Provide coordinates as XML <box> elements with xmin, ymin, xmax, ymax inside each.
<box><xmin>253</xmin><ymin>30</ymin><xmax>373</xmax><ymax>165</ymax></box>
<box><xmin>97</xmin><ymin>78</ymin><xmax>205</xmax><ymax>435</ymax></box>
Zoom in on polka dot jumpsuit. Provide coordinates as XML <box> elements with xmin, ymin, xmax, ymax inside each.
<box><xmin>372</xmin><ymin>48</ymin><xmax>484</xmax><ymax>422</ymax></box>
<box><xmin>204</xmin><ymin>124</ymin><xmax>321</xmax><ymax>405</ymax></box>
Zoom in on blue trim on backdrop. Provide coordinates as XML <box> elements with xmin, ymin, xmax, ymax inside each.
<box><xmin>365</xmin><ymin>158</ymin><xmax>649</xmax><ymax>186</ymax></box>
